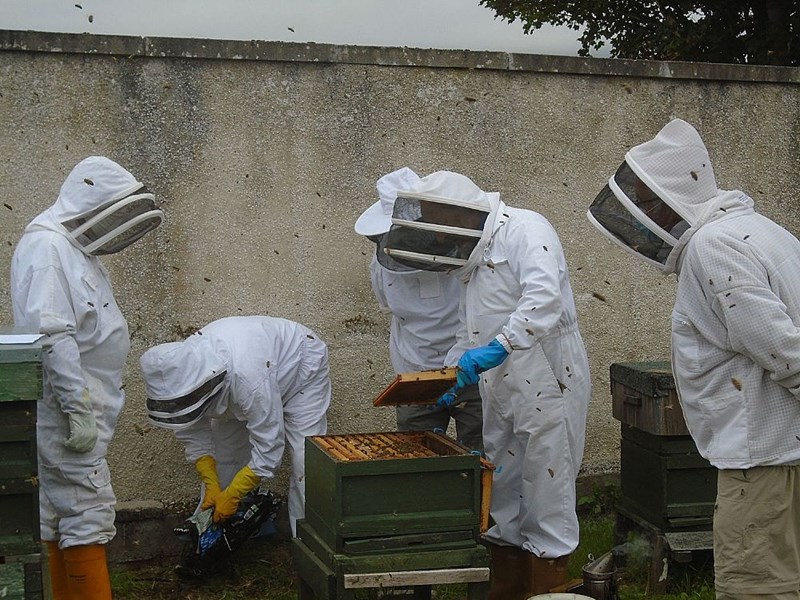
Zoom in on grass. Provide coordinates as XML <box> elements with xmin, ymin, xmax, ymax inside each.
<box><xmin>111</xmin><ymin>536</ymin><xmax>298</xmax><ymax>600</ymax></box>
<box><xmin>110</xmin><ymin>484</ymin><xmax>716</xmax><ymax>599</ymax></box>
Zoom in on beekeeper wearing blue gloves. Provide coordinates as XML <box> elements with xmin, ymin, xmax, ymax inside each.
<box><xmin>383</xmin><ymin>171</ymin><xmax>590</xmax><ymax>598</ymax></box>
<box><xmin>588</xmin><ymin>118</ymin><xmax>800</xmax><ymax>599</ymax></box>
<box><xmin>355</xmin><ymin>167</ymin><xmax>483</xmax><ymax>450</ymax></box>
<box><xmin>140</xmin><ymin>315</ymin><xmax>331</xmax><ymax>537</ymax></box>
<box><xmin>10</xmin><ymin>156</ymin><xmax>164</xmax><ymax>600</ymax></box>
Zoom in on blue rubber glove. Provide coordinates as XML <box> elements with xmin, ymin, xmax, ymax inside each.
<box><xmin>456</xmin><ymin>339</ymin><xmax>509</xmax><ymax>388</ymax></box>
<box><xmin>437</xmin><ymin>387</ymin><xmax>458</xmax><ymax>408</ymax></box>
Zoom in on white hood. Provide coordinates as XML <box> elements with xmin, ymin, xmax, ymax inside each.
<box><xmin>27</xmin><ymin>156</ymin><xmax>162</xmax><ymax>256</ymax></box>
<box><xmin>589</xmin><ymin>119</ymin><xmax>754</xmax><ymax>275</ymax></box>
<box><xmin>628</xmin><ymin>119</ymin><xmax>756</xmax><ymax>273</ymax></box>
<box><xmin>140</xmin><ymin>336</ymin><xmax>229</xmax><ymax>430</ymax></box>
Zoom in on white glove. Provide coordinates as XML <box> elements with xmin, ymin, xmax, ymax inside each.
<box><xmin>64</xmin><ymin>411</ymin><xmax>98</xmax><ymax>453</ymax></box>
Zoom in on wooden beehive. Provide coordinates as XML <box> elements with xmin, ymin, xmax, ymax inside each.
<box><xmin>304</xmin><ymin>431</ymin><xmax>493</xmax><ymax>554</ymax></box>
<box><xmin>619</xmin><ymin>424</ymin><xmax>716</xmax><ymax>531</ymax></box>
<box><xmin>0</xmin><ymin>337</ymin><xmax>42</xmax><ymax>559</ymax></box>
<box><xmin>611</xmin><ymin>362</ymin><xmax>716</xmax><ymax>532</ymax></box>
<box><xmin>610</xmin><ymin>361</ymin><xmax>689</xmax><ymax>436</ymax></box>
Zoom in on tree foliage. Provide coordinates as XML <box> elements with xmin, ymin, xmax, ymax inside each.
<box><xmin>480</xmin><ymin>1</ymin><xmax>799</xmax><ymax>66</ymax></box>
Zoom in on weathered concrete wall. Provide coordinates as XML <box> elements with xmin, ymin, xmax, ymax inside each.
<box><xmin>1</xmin><ymin>30</ymin><xmax>799</xmax><ymax>505</ymax></box>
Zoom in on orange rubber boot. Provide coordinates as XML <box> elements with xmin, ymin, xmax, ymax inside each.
<box><xmin>45</xmin><ymin>541</ymin><xmax>72</xmax><ymax>600</ymax></box>
<box><xmin>63</xmin><ymin>544</ymin><xmax>113</xmax><ymax>600</ymax></box>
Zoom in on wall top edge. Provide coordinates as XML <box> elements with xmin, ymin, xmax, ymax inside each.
<box><xmin>1</xmin><ymin>29</ymin><xmax>798</xmax><ymax>84</ymax></box>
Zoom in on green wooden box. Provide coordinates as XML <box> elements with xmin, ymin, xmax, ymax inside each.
<box><xmin>611</xmin><ymin>361</ymin><xmax>690</xmax><ymax>436</ymax></box>
<box><xmin>292</xmin><ymin>521</ymin><xmax>489</xmax><ymax>600</ymax></box>
<box><xmin>0</xmin><ymin>337</ymin><xmax>42</xmax><ymax>557</ymax></box>
<box><xmin>620</xmin><ymin>424</ymin><xmax>716</xmax><ymax>531</ymax></box>
<box><xmin>304</xmin><ymin>431</ymin><xmax>486</xmax><ymax>554</ymax></box>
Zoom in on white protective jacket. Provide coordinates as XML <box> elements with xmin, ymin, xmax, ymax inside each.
<box><xmin>624</xmin><ymin>119</ymin><xmax>800</xmax><ymax>470</ymax></box>
<box><xmin>447</xmin><ymin>199</ymin><xmax>591</xmax><ymax>558</ymax></box>
<box><xmin>10</xmin><ymin>157</ymin><xmax>138</xmax><ymax>547</ymax></box>
<box><xmin>142</xmin><ymin>316</ymin><xmax>331</xmax><ymax>535</ymax></box>
<box><xmin>369</xmin><ymin>256</ymin><xmax>461</xmax><ymax>373</ymax></box>
<box><xmin>673</xmin><ymin>207</ymin><xmax>800</xmax><ymax>469</ymax></box>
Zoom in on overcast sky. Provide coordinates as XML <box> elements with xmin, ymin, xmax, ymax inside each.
<box><xmin>0</xmin><ymin>0</ymin><xmax>606</xmax><ymax>56</ymax></box>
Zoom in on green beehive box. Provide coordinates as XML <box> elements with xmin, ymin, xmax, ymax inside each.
<box><xmin>610</xmin><ymin>361</ymin><xmax>690</xmax><ymax>436</ymax></box>
<box><xmin>304</xmin><ymin>431</ymin><xmax>485</xmax><ymax>554</ymax></box>
<box><xmin>0</xmin><ymin>335</ymin><xmax>42</xmax><ymax>557</ymax></box>
<box><xmin>620</xmin><ymin>424</ymin><xmax>716</xmax><ymax>531</ymax></box>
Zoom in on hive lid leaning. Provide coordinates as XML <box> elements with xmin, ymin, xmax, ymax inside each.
<box><xmin>372</xmin><ymin>367</ymin><xmax>457</xmax><ymax>407</ymax></box>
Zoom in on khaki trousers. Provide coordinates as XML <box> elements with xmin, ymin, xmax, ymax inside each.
<box><xmin>714</xmin><ymin>465</ymin><xmax>800</xmax><ymax>599</ymax></box>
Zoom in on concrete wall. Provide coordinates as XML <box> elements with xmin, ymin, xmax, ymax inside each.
<box><xmin>1</xmin><ymin>30</ymin><xmax>799</xmax><ymax>504</ymax></box>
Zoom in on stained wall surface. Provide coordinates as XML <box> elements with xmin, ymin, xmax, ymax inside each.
<box><xmin>1</xmin><ymin>31</ymin><xmax>798</xmax><ymax>503</ymax></box>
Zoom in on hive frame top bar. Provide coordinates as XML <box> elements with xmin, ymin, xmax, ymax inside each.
<box><xmin>309</xmin><ymin>430</ymin><xmax>472</xmax><ymax>462</ymax></box>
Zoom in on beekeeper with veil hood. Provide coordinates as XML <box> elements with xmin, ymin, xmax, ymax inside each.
<box><xmin>383</xmin><ymin>171</ymin><xmax>591</xmax><ymax>598</ymax></box>
<box><xmin>354</xmin><ymin>167</ymin><xmax>483</xmax><ymax>451</ymax></box>
<box><xmin>10</xmin><ymin>156</ymin><xmax>163</xmax><ymax>600</ymax></box>
<box><xmin>588</xmin><ymin>118</ymin><xmax>800</xmax><ymax>598</ymax></box>
<box><xmin>140</xmin><ymin>316</ymin><xmax>331</xmax><ymax>538</ymax></box>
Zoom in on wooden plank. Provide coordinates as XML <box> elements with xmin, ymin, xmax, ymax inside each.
<box><xmin>361</xmin><ymin>434</ymin><xmax>401</xmax><ymax>460</ymax></box>
<box><xmin>338</xmin><ymin>437</ymin><xmax>376</xmax><ymax>461</ymax></box>
<box><xmin>375</xmin><ymin>433</ymin><xmax>426</xmax><ymax>459</ymax></box>
<box><xmin>647</xmin><ymin>535</ymin><xmax>669</xmax><ymax>595</ymax></box>
<box><xmin>0</xmin><ymin>343</ymin><xmax>42</xmax><ymax>364</ymax></box>
<box><xmin>290</xmin><ymin>537</ymin><xmax>336</xmax><ymax>600</ymax></box>
<box><xmin>342</xmin><ymin>530</ymin><xmax>475</xmax><ymax>554</ymax></box>
<box><xmin>480</xmin><ymin>468</ymin><xmax>493</xmax><ymax>534</ymax></box>
<box><xmin>343</xmin><ymin>567</ymin><xmax>490</xmax><ymax>588</ymax></box>
<box><xmin>422</xmin><ymin>431</ymin><xmax>470</xmax><ymax>456</ymax></box>
<box><xmin>316</xmin><ymin>431</ymin><xmax>450</xmax><ymax>461</ymax></box>
<box><xmin>322</xmin><ymin>437</ymin><xmax>359</xmax><ymax>461</ymax></box>
<box><xmin>313</xmin><ymin>437</ymin><xmax>350</xmax><ymax>461</ymax></box>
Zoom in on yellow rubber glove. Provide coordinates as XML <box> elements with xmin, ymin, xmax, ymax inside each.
<box><xmin>212</xmin><ymin>465</ymin><xmax>261</xmax><ymax>523</ymax></box>
<box><xmin>194</xmin><ymin>455</ymin><xmax>222</xmax><ymax>511</ymax></box>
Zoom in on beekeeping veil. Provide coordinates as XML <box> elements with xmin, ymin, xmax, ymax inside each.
<box><xmin>140</xmin><ymin>338</ymin><xmax>228</xmax><ymax>430</ymax></box>
<box><xmin>53</xmin><ymin>156</ymin><xmax>164</xmax><ymax>256</ymax></box>
<box><xmin>355</xmin><ymin>167</ymin><xmax>422</xmax><ymax>272</ymax></box>
<box><xmin>587</xmin><ymin>119</ymin><xmax>724</xmax><ymax>274</ymax></box>
<box><xmin>382</xmin><ymin>171</ymin><xmax>499</xmax><ymax>278</ymax></box>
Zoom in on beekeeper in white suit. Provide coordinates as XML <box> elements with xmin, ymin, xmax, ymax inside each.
<box><xmin>588</xmin><ymin>118</ymin><xmax>800</xmax><ymax>599</ymax></box>
<box><xmin>10</xmin><ymin>156</ymin><xmax>163</xmax><ymax>600</ymax></box>
<box><xmin>140</xmin><ymin>315</ymin><xmax>331</xmax><ymax>537</ymax></box>
<box><xmin>383</xmin><ymin>171</ymin><xmax>590</xmax><ymax>598</ymax></box>
<box><xmin>354</xmin><ymin>167</ymin><xmax>483</xmax><ymax>450</ymax></box>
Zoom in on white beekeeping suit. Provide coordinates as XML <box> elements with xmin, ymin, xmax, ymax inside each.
<box><xmin>587</xmin><ymin>118</ymin><xmax>800</xmax><ymax>597</ymax></box>
<box><xmin>10</xmin><ymin>156</ymin><xmax>163</xmax><ymax>600</ymax></box>
<box><xmin>140</xmin><ymin>316</ymin><xmax>331</xmax><ymax>537</ymax></box>
<box><xmin>384</xmin><ymin>171</ymin><xmax>590</xmax><ymax>596</ymax></box>
<box><xmin>355</xmin><ymin>167</ymin><xmax>482</xmax><ymax>450</ymax></box>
